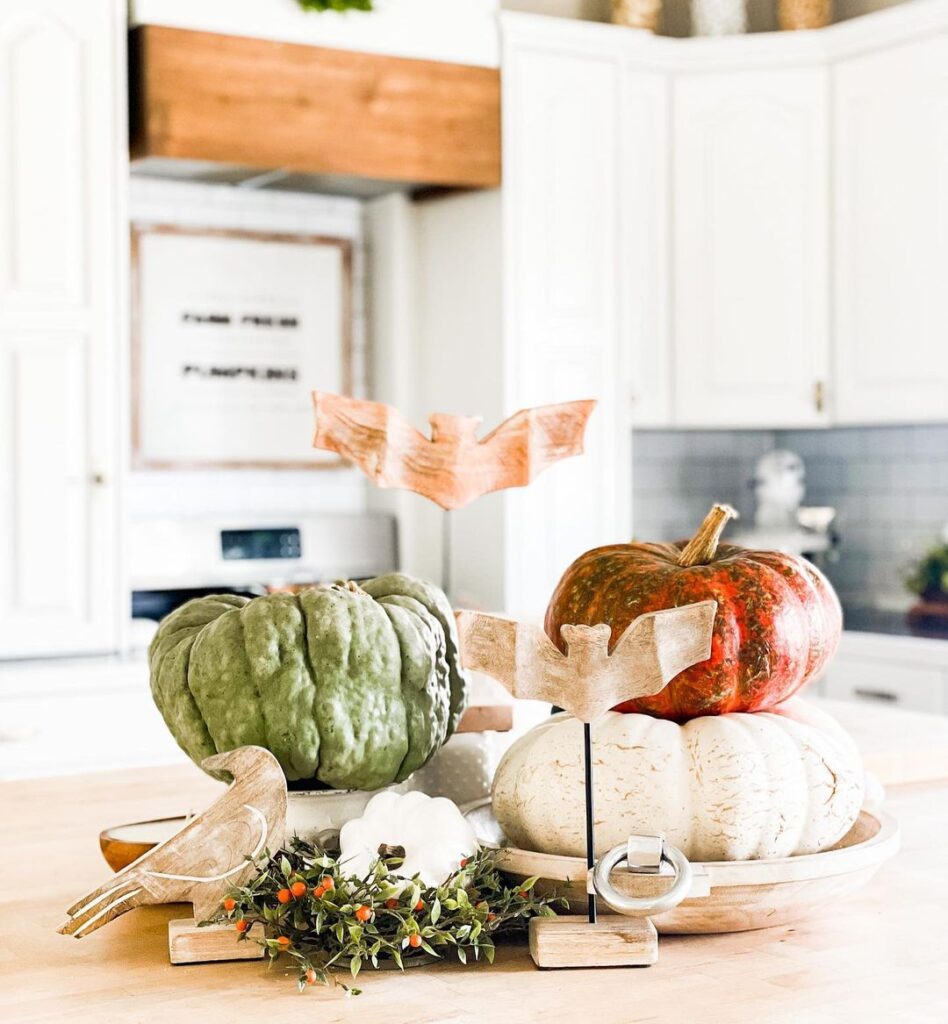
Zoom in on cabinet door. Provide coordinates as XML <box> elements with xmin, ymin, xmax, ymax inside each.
<box><xmin>623</xmin><ymin>69</ymin><xmax>671</xmax><ymax>428</ymax></box>
<box><xmin>502</xmin><ymin>27</ymin><xmax>624</xmax><ymax>616</ymax></box>
<box><xmin>834</xmin><ymin>37</ymin><xmax>948</xmax><ymax>424</ymax></box>
<box><xmin>0</xmin><ymin>0</ymin><xmax>123</xmax><ymax>658</ymax></box>
<box><xmin>672</xmin><ymin>68</ymin><xmax>830</xmax><ymax>428</ymax></box>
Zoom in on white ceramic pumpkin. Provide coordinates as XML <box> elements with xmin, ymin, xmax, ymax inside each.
<box><xmin>491</xmin><ymin>699</ymin><xmax>864</xmax><ymax>862</ymax></box>
<box><xmin>338</xmin><ymin>790</ymin><xmax>477</xmax><ymax>887</ymax></box>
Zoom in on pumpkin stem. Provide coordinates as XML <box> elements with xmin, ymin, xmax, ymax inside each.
<box><xmin>677</xmin><ymin>504</ymin><xmax>738</xmax><ymax>567</ymax></box>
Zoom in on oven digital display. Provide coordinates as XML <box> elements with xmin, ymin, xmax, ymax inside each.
<box><xmin>221</xmin><ymin>528</ymin><xmax>302</xmax><ymax>561</ymax></box>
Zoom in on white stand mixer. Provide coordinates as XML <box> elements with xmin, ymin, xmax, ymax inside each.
<box><xmin>730</xmin><ymin>449</ymin><xmax>836</xmax><ymax>558</ymax></box>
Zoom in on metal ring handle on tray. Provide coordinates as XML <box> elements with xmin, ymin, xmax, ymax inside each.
<box><xmin>592</xmin><ymin>838</ymin><xmax>693</xmax><ymax>917</ymax></box>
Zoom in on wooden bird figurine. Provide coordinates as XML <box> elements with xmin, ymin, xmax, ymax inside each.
<box><xmin>455</xmin><ymin>602</ymin><xmax>717</xmax><ymax>722</ymax></box>
<box><xmin>312</xmin><ymin>391</ymin><xmax>597</xmax><ymax>511</ymax></box>
<box><xmin>59</xmin><ymin>747</ymin><xmax>286</xmax><ymax>937</ymax></box>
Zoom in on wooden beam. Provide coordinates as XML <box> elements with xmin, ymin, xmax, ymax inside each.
<box><xmin>130</xmin><ymin>26</ymin><xmax>501</xmax><ymax>189</ymax></box>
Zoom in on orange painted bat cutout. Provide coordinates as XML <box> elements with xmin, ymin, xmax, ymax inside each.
<box><xmin>454</xmin><ymin>602</ymin><xmax>717</xmax><ymax>723</ymax></box>
<box><xmin>312</xmin><ymin>392</ymin><xmax>597</xmax><ymax>511</ymax></box>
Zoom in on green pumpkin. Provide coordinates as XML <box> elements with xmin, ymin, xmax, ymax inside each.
<box><xmin>148</xmin><ymin>573</ymin><xmax>467</xmax><ymax>791</ymax></box>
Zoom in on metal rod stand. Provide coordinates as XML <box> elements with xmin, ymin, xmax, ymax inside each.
<box><xmin>583</xmin><ymin>720</ymin><xmax>597</xmax><ymax>924</ymax></box>
<box><xmin>442</xmin><ymin>510</ymin><xmax>452</xmax><ymax>600</ymax></box>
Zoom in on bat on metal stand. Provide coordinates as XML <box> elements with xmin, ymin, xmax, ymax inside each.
<box><xmin>311</xmin><ymin>392</ymin><xmax>597</xmax><ymax>512</ymax></box>
<box><xmin>311</xmin><ymin>392</ymin><xmax>596</xmax><ymax>600</ymax></box>
<box><xmin>455</xmin><ymin>601</ymin><xmax>717</xmax><ymax>965</ymax></box>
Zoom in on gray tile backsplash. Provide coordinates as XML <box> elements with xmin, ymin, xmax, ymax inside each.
<box><xmin>633</xmin><ymin>426</ymin><xmax>948</xmax><ymax>608</ymax></box>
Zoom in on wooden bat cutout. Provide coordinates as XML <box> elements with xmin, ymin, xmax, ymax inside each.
<box><xmin>455</xmin><ymin>602</ymin><xmax>717</xmax><ymax>723</ymax></box>
<box><xmin>312</xmin><ymin>391</ymin><xmax>597</xmax><ymax>511</ymax></box>
<box><xmin>60</xmin><ymin>747</ymin><xmax>286</xmax><ymax>937</ymax></box>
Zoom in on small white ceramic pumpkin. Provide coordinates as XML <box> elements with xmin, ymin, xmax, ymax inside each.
<box><xmin>491</xmin><ymin>699</ymin><xmax>863</xmax><ymax>862</ymax></box>
<box><xmin>338</xmin><ymin>790</ymin><xmax>477</xmax><ymax>887</ymax></box>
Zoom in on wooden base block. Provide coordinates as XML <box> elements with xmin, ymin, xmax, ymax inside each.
<box><xmin>529</xmin><ymin>916</ymin><xmax>658</xmax><ymax>969</ymax></box>
<box><xmin>168</xmin><ymin>919</ymin><xmax>265</xmax><ymax>965</ymax></box>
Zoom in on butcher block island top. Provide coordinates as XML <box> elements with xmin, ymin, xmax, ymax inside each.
<box><xmin>2</xmin><ymin>726</ymin><xmax>947</xmax><ymax>1022</ymax></box>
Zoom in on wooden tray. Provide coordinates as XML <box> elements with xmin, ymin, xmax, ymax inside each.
<box><xmin>465</xmin><ymin>801</ymin><xmax>900</xmax><ymax>934</ymax></box>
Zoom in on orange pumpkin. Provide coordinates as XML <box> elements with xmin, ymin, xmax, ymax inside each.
<box><xmin>544</xmin><ymin>505</ymin><xmax>841</xmax><ymax>720</ymax></box>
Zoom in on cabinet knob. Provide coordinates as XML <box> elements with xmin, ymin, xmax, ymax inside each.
<box><xmin>814</xmin><ymin>380</ymin><xmax>826</xmax><ymax>414</ymax></box>
<box><xmin>90</xmin><ymin>472</ymin><xmax>107</xmax><ymax>486</ymax></box>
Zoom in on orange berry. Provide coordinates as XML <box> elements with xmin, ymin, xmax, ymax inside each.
<box><xmin>312</xmin><ymin>885</ymin><xmax>326</xmax><ymax>899</ymax></box>
<box><xmin>276</xmin><ymin>935</ymin><xmax>292</xmax><ymax>948</ymax></box>
<box><xmin>487</xmin><ymin>912</ymin><xmax>496</xmax><ymax>922</ymax></box>
<box><xmin>320</xmin><ymin>876</ymin><xmax>334</xmax><ymax>891</ymax></box>
<box><xmin>408</xmin><ymin>933</ymin><xmax>422</xmax><ymax>948</ymax></box>
<box><xmin>290</xmin><ymin>881</ymin><xmax>307</xmax><ymax>898</ymax></box>
<box><xmin>414</xmin><ymin>899</ymin><xmax>424</xmax><ymax>911</ymax></box>
<box><xmin>276</xmin><ymin>888</ymin><xmax>291</xmax><ymax>904</ymax></box>
<box><xmin>235</xmin><ymin>919</ymin><xmax>249</xmax><ymax>933</ymax></box>
<box><xmin>222</xmin><ymin>897</ymin><xmax>236</xmax><ymax>912</ymax></box>
<box><xmin>385</xmin><ymin>898</ymin><xmax>399</xmax><ymax>910</ymax></box>
<box><xmin>459</xmin><ymin>858</ymin><xmax>468</xmax><ymax>868</ymax></box>
<box><xmin>305</xmin><ymin>968</ymin><xmax>318</xmax><ymax>986</ymax></box>
<box><xmin>518</xmin><ymin>890</ymin><xmax>528</xmax><ymax>899</ymax></box>
<box><xmin>354</xmin><ymin>905</ymin><xmax>372</xmax><ymax>923</ymax></box>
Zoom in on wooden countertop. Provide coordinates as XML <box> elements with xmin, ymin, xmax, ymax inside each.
<box><xmin>3</xmin><ymin>761</ymin><xmax>947</xmax><ymax>1022</ymax></box>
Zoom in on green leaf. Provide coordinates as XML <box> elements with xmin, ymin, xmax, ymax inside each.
<box><xmin>350</xmin><ymin>955</ymin><xmax>361</xmax><ymax>980</ymax></box>
<box><xmin>430</xmin><ymin>897</ymin><xmax>441</xmax><ymax>925</ymax></box>
<box><xmin>457</xmin><ymin>946</ymin><xmax>467</xmax><ymax>965</ymax></box>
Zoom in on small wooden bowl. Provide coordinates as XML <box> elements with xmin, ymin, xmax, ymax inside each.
<box><xmin>100</xmin><ymin>817</ymin><xmax>189</xmax><ymax>872</ymax></box>
<box><xmin>465</xmin><ymin>801</ymin><xmax>900</xmax><ymax>935</ymax></box>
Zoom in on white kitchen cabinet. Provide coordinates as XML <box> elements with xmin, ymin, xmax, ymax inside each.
<box><xmin>816</xmin><ymin>630</ymin><xmax>948</xmax><ymax>716</ymax></box>
<box><xmin>672</xmin><ymin>68</ymin><xmax>830</xmax><ymax>429</ymax></box>
<box><xmin>0</xmin><ymin>656</ymin><xmax>187</xmax><ymax>779</ymax></box>
<box><xmin>833</xmin><ymin>35</ymin><xmax>948</xmax><ymax>425</ymax></box>
<box><xmin>0</xmin><ymin>0</ymin><xmax>126</xmax><ymax>658</ymax></box>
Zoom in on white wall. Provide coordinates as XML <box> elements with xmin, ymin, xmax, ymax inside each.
<box><xmin>127</xmin><ymin>178</ymin><xmax>368</xmax><ymax>521</ymax></box>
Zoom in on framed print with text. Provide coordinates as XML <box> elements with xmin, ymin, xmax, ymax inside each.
<box><xmin>132</xmin><ymin>224</ymin><xmax>352</xmax><ymax>468</ymax></box>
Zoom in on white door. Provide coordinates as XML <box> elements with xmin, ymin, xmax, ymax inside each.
<box><xmin>834</xmin><ymin>36</ymin><xmax>948</xmax><ymax>424</ymax></box>
<box><xmin>0</xmin><ymin>0</ymin><xmax>124</xmax><ymax>658</ymax></box>
<box><xmin>672</xmin><ymin>67</ymin><xmax>830</xmax><ymax>428</ymax></box>
<box><xmin>502</xmin><ymin>24</ymin><xmax>624</xmax><ymax>616</ymax></box>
